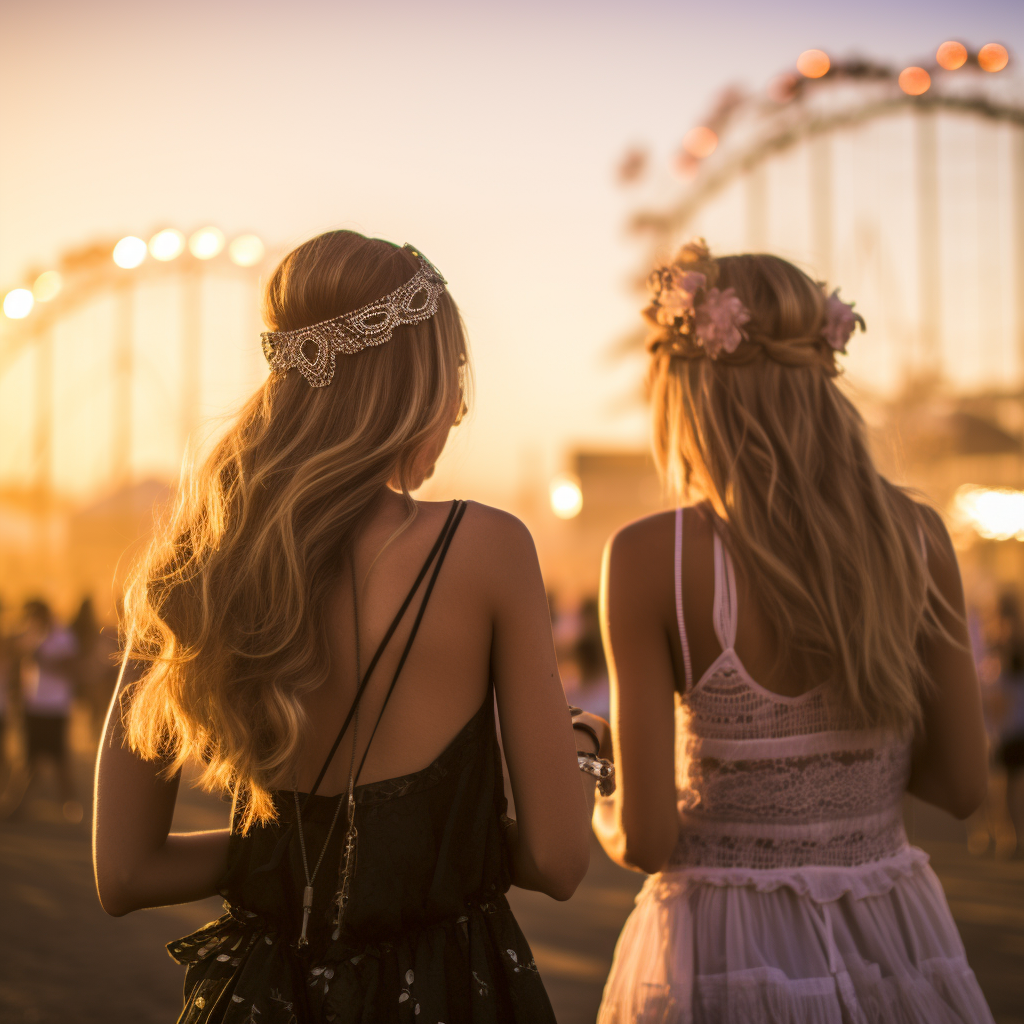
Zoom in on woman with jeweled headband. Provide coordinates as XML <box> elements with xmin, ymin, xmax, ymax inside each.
<box><xmin>93</xmin><ymin>230</ymin><xmax>611</xmax><ymax>1023</ymax></box>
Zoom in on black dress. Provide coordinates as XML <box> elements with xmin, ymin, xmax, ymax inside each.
<box><xmin>168</xmin><ymin>502</ymin><xmax>556</xmax><ymax>1024</ymax></box>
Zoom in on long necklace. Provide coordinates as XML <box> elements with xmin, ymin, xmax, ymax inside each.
<box><xmin>331</xmin><ymin>562</ymin><xmax>362</xmax><ymax>939</ymax></box>
<box><xmin>293</xmin><ymin>560</ymin><xmax>361</xmax><ymax>949</ymax></box>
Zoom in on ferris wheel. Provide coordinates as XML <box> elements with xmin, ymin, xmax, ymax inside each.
<box><xmin>620</xmin><ymin>41</ymin><xmax>1021</xmax><ymax>399</ymax></box>
<box><xmin>0</xmin><ymin>227</ymin><xmax>274</xmax><ymax>500</ymax></box>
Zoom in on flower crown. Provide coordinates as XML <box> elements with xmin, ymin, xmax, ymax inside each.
<box><xmin>645</xmin><ymin>239</ymin><xmax>864</xmax><ymax>360</ymax></box>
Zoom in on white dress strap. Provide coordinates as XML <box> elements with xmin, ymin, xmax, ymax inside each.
<box><xmin>675</xmin><ymin>507</ymin><xmax>694</xmax><ymax>691</ymax></box>
<box><xmin>712</xmin><ymin>530</ymin><xmax>739</xmax><ymax>651</ymax></box>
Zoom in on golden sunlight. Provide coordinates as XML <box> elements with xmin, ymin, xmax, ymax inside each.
<box><xmin>936</xmin><ymin>41</ymin><xmax>968</xmax><ymax>71</ymax></box>
<box><xmin>3</xmin><ymin>287</ymin><xmax>34</xmax><ymax>319</ymax></box>
<box><xmin>112</xmin><ymin>236</ymin><xmax>147</xmax><ymax>269</ymax></box>
<box><xmin>189</xmin><ymin>226</ymin><xmax>225</xmax><ymax>260</ymax></box>
<box><xmin>550</xmin><ymin>474</ymin><xmax>583</xmax><ymax>519</ymax></box>
<box><xmin>952</xmin><ymin>486</ymin><xmax>1024</xmax><ymax>542</ymax></box>
<box><xmin>683</xmin><ymin>126</ymin><xmax>718</xmax><ymax>160</ymax></box>
<box><xmin>149</xmin><ymin>228</ymin><xmax>186</xmax><ymax>261</ymax></box>
<box><xmin>898</xmin><ymin>67</ymin><xmax>931</xmax><ymax>96</ymax></box>
<box><xmin>228</xmin><ymin>234</ymin><xmax>265</xmax><ymax>267</ymax></box>
<box><xmin>796</xmin><ymin>49</ymin><xmax>830</xmax><ymax>79</ymax></box>
<box><xmin>978</xmin><ymin>43</ymin><xmax>1009</xmax><ymax>73</ymax></box>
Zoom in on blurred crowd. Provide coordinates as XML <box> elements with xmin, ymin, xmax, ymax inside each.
<box><xmin>0</xmin><ymin>596</ymin><xmax>120</xmax><ymax>824</ymax></box>
<box><xmin>2</xmin><ymin>583</ymin><xmax>1023</xmax><ymax>858</ymax></box>
<box><xmin>551</xmin><ymin>593</ymin><xmax>610</xmax><ymax>721</ymax></box>
<box><xmin>969</xmin><ymin>589</ymin><xmax>1024</xmax><ymax>858</ymax></box>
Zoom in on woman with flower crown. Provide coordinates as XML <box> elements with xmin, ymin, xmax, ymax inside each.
<box><xmin>92</xmin><ymin>230</ymin><xmax>611</xmax><ymax>1023</ymax></box>
<box><xmin>593</xmin><ymin>242</ymin><xmax>994</xmax><ymax>1023</ymax></box>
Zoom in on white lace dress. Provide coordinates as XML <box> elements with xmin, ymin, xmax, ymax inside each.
<box><xmin>597</xmin><ymin>511</ymin><xmax>993</xmax><ymax>1024</ymax></box>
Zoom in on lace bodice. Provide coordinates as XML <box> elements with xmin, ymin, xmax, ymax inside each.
<box><xmin>669</xmin><ymin>508</ymin><xmax>912</xmax><ymax>874</ymax></box>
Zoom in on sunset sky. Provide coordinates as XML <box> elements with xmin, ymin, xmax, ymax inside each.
<box><xmin>2</xmin><ymin>0</ymin><xmax>1023</xmax><ymax>507</ymax></box>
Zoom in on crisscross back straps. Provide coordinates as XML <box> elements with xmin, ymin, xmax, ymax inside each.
<box><xmin>306</xmin><ymin>500</ymin><xmax>462</xmax><ymax>802</ymax></box>
<box><xmin>353</xmin><ymin>499</ymin><xmax>468</xmax><ymax>784</ymax></box>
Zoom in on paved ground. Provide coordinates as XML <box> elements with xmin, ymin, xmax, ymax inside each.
<box><xmin>1</xmin><ymin>750</ymin><xmax>1022</xmax><ymax>1023</ymax></box>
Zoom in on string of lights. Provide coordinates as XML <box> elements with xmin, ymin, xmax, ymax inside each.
<box><xmin>2</xmin><ymin>228</ymin><xmax>266</xmax><ymax>323</ymax></box>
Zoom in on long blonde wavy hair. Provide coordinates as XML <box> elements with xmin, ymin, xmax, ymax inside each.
<box><xmin>648</xmin><ymin>249</ymin><xmax>944</xmax><ymax>731</ymax></box>
<box><xmin>122</xmin><ymin>230</ymin><xmax>469</xmax><ymax>830</ymax></box>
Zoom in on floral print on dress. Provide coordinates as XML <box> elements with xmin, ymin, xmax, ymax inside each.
<box><xmin>504</xmin><ymin>949</ymin><xmax>538</xmax><ymax>974</ymax></box>
<box><xmin>398</xmin><ymin>967</ymin><xmax>421</xmax><ymax>1015</ymax></box>
<box><xmin>167</xmin><ymin>691</ymin><xmax>557</xmax><ymax>1023</ymax></box>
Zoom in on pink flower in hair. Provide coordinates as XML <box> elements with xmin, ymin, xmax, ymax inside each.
<box><xmin>694</xmin><ymin>287</ymin><xmax>750</xmax><ymax>357</ymax></box>
<box><xmin>656</xmin><ymin>269</ymin><xmax>706</xmax><ymax>324</ymax></box>
<box><xmin>822</xmin><ymin>289</ymin><xmax>865</xmax><ymax>352</ymax></box>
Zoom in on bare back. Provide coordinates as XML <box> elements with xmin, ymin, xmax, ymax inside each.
<box><xmin>292</xmin><ymin>494</ymin><xmax>495</xmax><ymax>794</ymax></box>
<box><xmin>627</xmin><ymin>503</ymin><xmax>824</xmax><ymax>700</ymax></box>
<box><xmin>597</xmin><ymin>498</ymin><xmax>989</xmax><ymax>877</ymax></box>
<box><xmin>93</xmin><ymin>490</ymin><xmax>592</xmax><ymax>925</ymax></box>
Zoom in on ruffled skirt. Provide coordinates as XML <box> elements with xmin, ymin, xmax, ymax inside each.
<box><xmin>597</xmin><ymin>849</ymin><xmax>993</xmax><ymax>1024</ymax></box>
<box><xmin>168</xmin><ymin>894</ymin><xmax>555</xmax><ymax>1023</ymax></box>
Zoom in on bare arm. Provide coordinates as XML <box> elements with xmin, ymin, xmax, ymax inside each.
<box><xmin>907</xmin><ymin>513</ymin><xmax>989</xmax><ymax>819</ymax></box>
<box><xmin>485</xmin><ymin>511</ymin><xmax>592</xmax><ymax>900</ymax></box>
<box><xmin>593</xmin><ymin>522</ymin><xmax>679</xmax><ymax>874</ymax></box>
<box><xmin>92</xmin><ymin>674</ymin><xmax>230</xmax><ymax>917</ymax></box>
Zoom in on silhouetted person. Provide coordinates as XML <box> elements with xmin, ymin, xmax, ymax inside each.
<box><xmin>0</xmin><ymin>598</ymin><xmax>11</xmax><ymax>780</ymax></box>
<box><xmin>572</xmin><ymin>597</ymin><xmax>609</xmax><ymax>718</ymax></box>
<box><xmin>6</xmin><ymin>598</ymin><xmax>81</xmax><ymax>822</ymax></box>
<box><xmin>69</xmin><ymin>595</ymin><xmax>119</xmax><ymax>743</ymax></box>
<box><xmin>70</xmin><ymin>596</ymin><xmax>99</xmax><ymax>660</ymax></box>
<box><xmin>995</xmin><ymin>590</ymin><xmax>1024</xmax><ymax>855</ymax></box>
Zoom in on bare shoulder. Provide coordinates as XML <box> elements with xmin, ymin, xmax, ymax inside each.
<box><xmin>605</xmin><ymin>504</ymin><xmax>713</xmax><ymax>570</ymax></box>
<box><xmin>604</xmin><ymin>511</ymin><xmax>673</xmax><ymax>608</ymax></box>
<box><xmin>457</xmin><ymin>500</ymin><xmax>533</xmax><ymax>545</ymax></box>
<box><xmin>439</xmin><ymin>500</ymin><xmax>539</xmax><ymax>578</ymax></box>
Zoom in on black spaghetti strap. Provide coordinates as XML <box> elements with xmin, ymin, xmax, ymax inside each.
<box><xmin>306</xmin><ymin>500</ymin><xmax>460</xmax><ymax>801</ymax></box>
<box><xmin>353</xmin><ymin>500</ymin><xmax>467</xmax><ymax>783</ymax></box>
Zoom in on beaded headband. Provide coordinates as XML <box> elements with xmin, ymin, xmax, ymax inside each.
<box><xmin>261</xmin><ymin>244</ymin><xmax>447</xmax><ymax>388</ymax></box>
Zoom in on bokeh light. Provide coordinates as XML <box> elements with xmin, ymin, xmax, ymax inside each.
<box><xmin>978</xmin><ymin>43</ymin><xmax>1009</xmax><ymax>73</ymax></box>
<box><xmin>112</xmin><ymin>236</ymin><xmax>147</xmax><ymax>269</ymax></box>
<box><xmin>936</xmin><ymin>41</ymin><xmax>968</xmax><ymax>70</ymax></box>
<box><xmin>898</xmin><ymin>67</ymin><xmax>931</xmax><ymax>96</ymax></box>
<box><xmin>189</xmin><ymin>226</ymin><xmax>225</xmax><ymax>260</ymax></box>
<box><xmin>683</xmin><ymin>126</ymin><xmax>718</xmax><ymax>160</ymax></box>
<box><xmin>33</xmin><ymin>270</ymin><xmax>63</xmax><ymax>302</ymax></box>
<box><xmin>953</xmin><ymin>486</ymin><xmax>1024</xmax><ymax>541</ymax></box>
<box><xmin>3</xmin><ymin>288</ymin><xmax>35</xmax><ymax>319</ymax></box>
<box><xmin>797</xmin><ymin>49</ymin><xmax>830</xmax><ymax>79</ymax></box>
<box><xmin>149</xmin><ymin>228</ymin><xmax>186</xmax><ymax>261</ymax></box>
<box><xmin>550</xmin><ymin>474</ymin><xmax>583</xmax><ymax>519</ymax></box>
<box><xmin>229</xmin><ymin>234</ymin><xmax>265</xmax><ymax>267</ymax></box>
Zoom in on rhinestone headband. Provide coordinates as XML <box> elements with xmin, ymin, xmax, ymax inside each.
<box><xmin>261</xmin><ymin>244</ymin><xmax>447</xmax><ymax>388</ymax></box>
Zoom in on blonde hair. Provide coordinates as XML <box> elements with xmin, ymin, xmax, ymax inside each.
<box><xmin>122</xmin><ymin>230</ymin><xmax>470</xmax><ymax>830</ymax></box>
<box><xmin>648</xmin><ymin>251</ymin><xmax>942</xmax><ymax>731</ymax></box>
